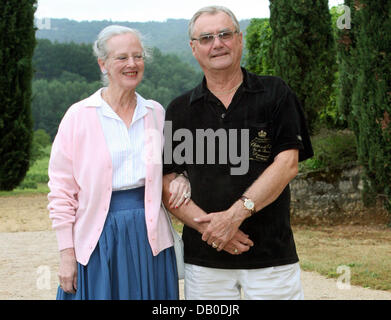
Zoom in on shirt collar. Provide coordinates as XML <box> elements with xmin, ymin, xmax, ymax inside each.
<box><xmin>133</xmin><ymin>93</ymin><xmax>149</xmax><ymax>123</ymax></box>
<box><xmin>242</xmin><ymin>67</ymin><xmax>266</xmax><ymax>93</ymax></box>
<box><xmin>85</xmin><ymin>88</ymin><xmax>152</xmax><ymax>123</ymax></box>
<box><xmin>84</xmin><ymin>88</ymin><xmax>154</xmax><ymax>110</ymax></box>
<box><xmin>189</xmin><ymin>67</ymin><xmax>265</xmax><ymax>105</ymax></box>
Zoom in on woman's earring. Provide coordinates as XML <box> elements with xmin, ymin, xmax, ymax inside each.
<box><xmin>102</xmin><ymin>69</ymin><xmax>108</xmax><ymax>75</ymax></box>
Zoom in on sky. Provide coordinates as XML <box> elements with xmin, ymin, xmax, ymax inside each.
<box><xmin>35</xmin><ymin>0</ymin><xmax>345</xmax><ymax>22</ymax></box>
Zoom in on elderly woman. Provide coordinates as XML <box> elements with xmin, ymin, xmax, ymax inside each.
<box><xmin>48</xmin><ymin>25</ymin><xmax>189</xmax><ymax>300</ymax></box>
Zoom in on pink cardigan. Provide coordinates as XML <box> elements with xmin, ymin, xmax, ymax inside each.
<box><xmin>47</xmin><ymin>89</ymin><xmax>173</xmax><ymax>266</ymax></box>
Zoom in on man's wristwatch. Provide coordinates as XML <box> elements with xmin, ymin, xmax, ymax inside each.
<box><xmin>240</xmin><ymin>196</ymin><xmax>256</xmax><ymax>216</ymax></box>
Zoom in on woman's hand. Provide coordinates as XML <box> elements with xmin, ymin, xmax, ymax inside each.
<box><xmin>58</xmin><ymin>248</ymin><xmax>78</xmax><ymax>294</ymax></box>
<box><xmin>168</xmin><ymin>173</ymin><xmax>191</xmax><ymax>209</ymax></box>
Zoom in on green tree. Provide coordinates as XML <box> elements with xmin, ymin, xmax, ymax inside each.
<box><xmin>31</xmin><ymin>79</ymin><xmax>101</xmax><ymax>138</ymax></box>
<box><xmin>140</xmin><ymin>47</ymin><xmax>202</xmax><ymax>107</ymax></box>
<box><xmin>0</xmin><ymin>0</ymin><xmax>37</xmax><ymax>190</ymax></box>
<box><xmin>348</xmin><ymin>0</ymin><xmax>391</xmax><ymax>211</ymax></box>
<box><xmin>312</xmin><ymin>5</ymin><xmax>349</xmax><ymax>130</ymax></box>
<box><xmin>335</xmin><ymin>1</ymin><xmax>357</xmax><ymax>130</ymax></box>
<box><xmin>33</xmin><ymin>39</ymin><xmax>100</xmax><ymax>82</ymax></box>
<box><xmin>31</xmin><ymin>45</ymin><xmax>202</xmax><ymax>138</ymax></box>
<box><xmin>269</xmin><ymin>0</ymin><xmax>336</xmax><ymax>133</ymax></box>
<box><xmin>244</xmin><ymin>18</ymin><xmax>274</xmax><ymax>76</ymax></box>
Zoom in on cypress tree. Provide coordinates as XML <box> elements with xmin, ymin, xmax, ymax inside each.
<box><xmin>349</xmin><ymin>0</ymin><xmax>391</xmax><ymax>211</ymax></box>
<box><xmin>0</xmin><ymin>1</ymin><xmax>37</xmax><ymax>190</ymax></box>
<box><xmin>336</xmin><ymin>0</ymin><xmax>357</xmax><ymax>131</ymax></box>
<box><xmin>269</xmin><ymin>0</ymin><xmax>336</xmax><ymax>133</ymax></box>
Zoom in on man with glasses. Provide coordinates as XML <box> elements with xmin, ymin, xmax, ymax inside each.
<box><xmin>163</xmin><ymin>6</ymin><xmax>313</xmax><ymax>300</ymax></box>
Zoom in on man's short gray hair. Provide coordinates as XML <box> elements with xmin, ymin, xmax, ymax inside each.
<box><xmin>93</xmin><ymin>25</ymin><xmax>150</xmax><ymax>85</ymax></box>
<box><xmin>188</xmin><ymin>6</ymin><xmax>241</xmax><ymax>39</ymax></box>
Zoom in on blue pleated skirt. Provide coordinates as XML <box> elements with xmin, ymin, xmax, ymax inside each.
<box><xmin>57</xmin><ymin>187</ymin><xmax>179</xmax><ymax>300</ymax></box>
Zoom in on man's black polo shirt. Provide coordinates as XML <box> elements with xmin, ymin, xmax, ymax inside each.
<box><xmin>163</xmin><ymin>67</ymin><xmax>313</xmax><ymax>269</ymax></box>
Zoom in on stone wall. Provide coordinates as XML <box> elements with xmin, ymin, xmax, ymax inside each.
<box><xmin>290</xmin><ymin>165</ymin><xmax>389</xmax><ymax>225</ymax></box>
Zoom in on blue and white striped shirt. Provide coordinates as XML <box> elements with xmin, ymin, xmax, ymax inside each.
<box><xmin>96</xmin><ymin>89</ymin><xmax>150</xmax><ymax>191</ymax></box>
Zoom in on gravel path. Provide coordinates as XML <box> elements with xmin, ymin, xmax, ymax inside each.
<box><xmin>1</xmin><ymin>230</ymin><xmax>390</xmax><ymax>300</ymax></box>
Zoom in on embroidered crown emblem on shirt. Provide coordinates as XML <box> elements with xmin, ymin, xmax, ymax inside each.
<box><xmin>258</xmin><ymin>130</ymin><xmax>267</xmax><ymax>138</ymax></box>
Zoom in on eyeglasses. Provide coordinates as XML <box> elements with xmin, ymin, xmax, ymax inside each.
<box><xmin>192</xmin><ymin>30</ymin><xmax>238</xmax><ymax>46</ymax></box>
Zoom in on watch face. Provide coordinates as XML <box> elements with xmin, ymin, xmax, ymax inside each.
<box><xmin>244</xmin><ymin>199</ymin><xmax>254</xmax><ymax>210</ymax></box>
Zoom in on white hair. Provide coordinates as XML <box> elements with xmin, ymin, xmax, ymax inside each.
<box><xmin>93</xmin><ymin>25</ymin><xmax>151</xmax><ymax>85</ymax></box>
<box><xmin>188</xmin><ymin>5</ymin><xmax>241</xmax><ymax>39</ymax></box>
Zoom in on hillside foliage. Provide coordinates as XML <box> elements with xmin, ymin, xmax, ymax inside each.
<box><xmin>31</xmin><ymin>40</ymin><xmax>202</xmax><ymax>138</ymax></box>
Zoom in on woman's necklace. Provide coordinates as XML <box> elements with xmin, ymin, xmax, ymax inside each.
<box><xmin>103</xmin><ymin>89</ymin><xmax>137</xmax><ymax>111</ymax></box>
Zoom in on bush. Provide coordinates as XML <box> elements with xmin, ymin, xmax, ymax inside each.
<box><xmin>15</xmin><ymin>146</ymin><xmax>50</xmax><ymax>191</ymax></box>
<box><xmin>30</xmin><ymin>129</ymin><xmax>52</xmax><ymax>164</ymax></box>
<box><xmin>300</xmin><ymin>129</ymin><xmax>357</xmax><ymax>172</ymax></box>
<box><xmin>18</xmin><ymin>179</ymin><xmax>38</xmax><ymax>190</ymax></box>
<box><xmin>33</xmin><ymin>129</ymin><xmax>51</xmax><ymax>148</ymax></box>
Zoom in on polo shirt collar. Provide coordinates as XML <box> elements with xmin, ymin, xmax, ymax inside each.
<box><xmin>189</xmin><ymin>67</ymin><xmax>265</xmax><ymax>105</ymax></box>
<box><xmin>242</xmin><ymin>67</ymin><xmax>265</xmax><ymax>93</ymax></box>
<box><xmin>189</xmin><ymin>77</ymin><xmax>207</xmax><ymax>104</ymax></box>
